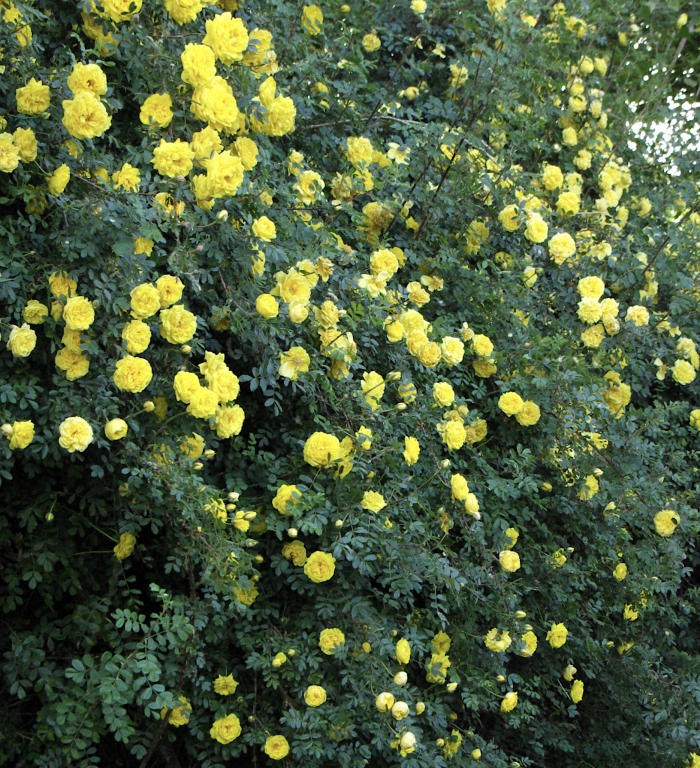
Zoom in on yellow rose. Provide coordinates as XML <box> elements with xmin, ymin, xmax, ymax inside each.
<box><xmin>272</xmin><ymin>484</ymin><xmax>302</xmax><ymax>514</ymax></box>
<box><xmin>439</xmin><ymin>420</ymin><xmax>466</xmax><ymax>450</ymax></box>
<box><xmin>252</xmin><ymin>216</ymin><xmax>276</xmax><ymax>241</ymax></box>
<box><xmin>304</xmin><ymin>685</ymin><xmax>327</xmax><ymax>707</ymax></box>
<box><xmin>180</xmin><ymin>42</ymin><xmax>216</xmax><ymax>86</ymax></box>
<box><xmin>319</xmin><ymin>627</ymin><xmax>345</xmax><ymax>654</ymax></box>
<box><xmin>654</xmin><ymin>510</ymin><xmax>679</xmax><ymax>537</ymax></box>
<box><xmin>471</xmin><ymin>334</ymin><xmax>493</xmax><ymax>357</ymax></box>
<box><xmin>63</xmin><ymin>296</ymin><xmax>95</xmax><ymax>331</ymax></box>
<box><xmin>232</xmin><ymin>136</ymin><xmax>259</xmax><ymax>170</ymax></box>
<box><xmin>140</xmin><ymin>93</ymin><xmax>173</xmax><ymax>130</ymax></box>
<box><xmin>113</xmin><ymin>356</ymin><xmax>153</xmax><ymax>393</ymax></box>
<box><xmin>13</xmin><ymin>127</ymin><xmax>37</xmax><ymax>162</ymax></box>
<box><xmin>264</xmin><ymin>735</ymin><xmax>290</xmax><ymax>761</ymax></box>
<box><xmin>304</xmin><ymin>551</ymin><xmax>336</xmax><ymax>583</ymax></box>
<box><xmin>62</xmin><ymin>92</ymin><xmax>111</xmax><ymax>139</ymax></box>
<box><xmin>0</xmin><ymin>133</ymin><xmax>19</xmax><ymax>173</ymax></box>
<box><xmin>160</xmin><ymin>305</ymin><xmax>198</xmax><ymax>344</ymax></box>
<box><xmin>282</xmin><ymin>540</ymin><xmax>307</xmax><ymax>565</ymax></box>
<box><xmin>256</xmin><ymin>294</ymin><xmax>279</xmax><ymax>318</ymax></box>
<box><xmin>433</xmin><ymin>382</ymin><xmax>455</xmax><ymax>407</ymax></box>
<box><xmin>187</xmin><ymin>388</ymin><xmax>219</xmax><ymax>419</ymax></box>
<box><xmin>209</xmin><ymin>712</ymin><xmax>241</xmax><ymax>743</ymax></box>
<box><xmin>22</xmin><ymin>300</ymin><xmax>48</xmax><ymax>325</ymax></box>
<box><xmin>303</xmin><ymin>431</ymin><xmax>340</xmax><ymax>467</ymax></box>
<box><xmin>121</xmin><ymin>320</ymin><xmax>151</xmax><ymax>354</ymax></box>
<box><xmin>546</xmin><ymin>622</ymin><xmax>568</xmax><ymax>648</ymax></box>
<box><xmin>498</xmin><ymin>391</ymin><xmax>524</xmax><ymax>416</ymax></box>
<box><xmin>48</xmin><ymin>164</ymin><xmax>70</xmax><ymax>195</ymax></box>
<box><xmin>362</xmin><ymin>32</ymin><xmax>381</xmax><ymax>51</ymax></box>
<box><xmin>395</xmin><ymin>638</ymin><xmax>411</xmax><ymax>665</ymax></box>
<box><xmin>58</xmin><ymin>416</ymin><xmax>94</xmax><ymax>453</ymax></box>
<box><xmin>55</xmin><ymin>348</ymin><xmax>89</xmax><ymax>380</ymax></box>
<box><xmin>173</xmin><ymin>371</ymin><xmax>201</xmax><ymax>404</ymax></box>
<box><xmin>213</xmin><ymin>404</ymin><xmax>245</xmax><ymax>438</ymax></box>
<box><xmin>16</xmin><ymin>78</ymin><xmax>50</xmax><ymax>115</ymax></box>
<box><xmin>501</xmin><ymin>691</ymin><xmax>518</xmax><ymax>713</ymax></box>
<box><xmin>213</xmin><ymin>674</ymin><xmax>239</xmax><ymax>696</ymax></box>
<box><xmin>165</xmin><ymin>0</ymin><xmax>203</xmax><ymax>25</ymax></box>
<box><xmin>301</xmin><ymin>4</ymin><xmax>323</xmax><ymax>34</ymax></box>
<box><xmin>524</xmin><ymin>213</ymin><xmax>548</xmax><ymax>243</ymax></box>
<box><xmin>49</xmin><ymin>272</ymin><xmax>77</xmax><ymax>299</ymax></box>
<box><xmin>515</xmin><ymin>401</ymin><xmax>541</xmax><ymax>426</ymax></box>
<box><xmin>129</xmin><ymin>283</ymin><xmax>160</xmax><ymax>319</ymax></box>
<box><xmin>441</xmin><ymin>336</ymin><xmax>464</xmax><ymax>365</ymax></box>
<box><xmin>499</xmin><ymin>550</ymin><xmax>521</xmax><ymax>573</ymax></box>
<box><xmin>105</xmin><ymin>418</ymin><xmax>128</xmax><ymax>441</ymax></box>
<box><xmin>113</xmin><ymin>532</ymin><xmax>136</xmax><ymax>560</ymax></box>
<box><xmin>7</xmin><ymin>420</ymin><xmax>35</xmax><ymax>450</ymax></box>
<box><xmin>67</xmin><ymin>62</ymin><xmax>107</xmax><ymax>97</ymax></box>
<box><xmin>155</xmin><ymin>275</ymin><xmax>184</xmax><ymax>308</ymax></box>
<box><xmin>203</xmin><ymin>12</ymin><xmax>249</xmax><ymax>64</ymax></box>
<box><xmin>6</xmin><ymin>323</ymin><xmax>36</xmax><ymax>357</ymax></box>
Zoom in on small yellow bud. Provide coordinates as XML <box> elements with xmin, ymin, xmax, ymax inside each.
<box><xmin>193</xmin><ymin>462</ymin><xmax>203</xmax><ymax>470</ymax></box>
<box><xmin>396</xmin><ymin>402</ymin><xmax>408</xmax><ymax>410</ymax></box>
<box><xmin>415</xmin><ymin>702</ymin><xmax>425</xmax><ymax>714</ymax></box>
<box><xmin>387</xmin><ymin>371</ymin><xmax>402</xmax><ymax>381</ymax></box>
<box><xmin>204</xmin><ymin>449</ymin><xmax>215</xmax><ymax>458</ymax></box>
<box><xmin>46</xmin><ymin>511</ymin><xmax>54</xmax><ymax>522</ymax></box>
<box><xmin>391</xmin><ymin>629</ymin><xmax>398</xmax><ymax>637</ymax></box>
<box><xmin>496</xmin><ymin>675</ymin><xmax>505</xmax><ymax>682</ymax></box>
<box><xmin>254</xmin><ymin>555</ymin><xmax>263</xmax><ymax>562</ymax></box>
<box><xmin>441</xmin><ymin>459</ymin><xmax>451</xmax><ymax>468</ymax></box>
<box><xmin>449</xmin><ymin>712</ymin><xmax>458</xmax><ymax>720</ymax></box>
<box><xmin>181</xmin><ymin>345</ymin><xmax>192</xmax><ymax>353</ymax></box>
<box><xmin>436</xmin><ymin>739</ymin><xmax>446</xmax><ymax>748</ymax></box>
<box><xmin>0</xmin><ymin>423</ymin><xmax>12</xmax><ymax>436</ymax></box>
<box><xmin>515</xmin><ymin>610</ymin><xmax>527</xmax><ymax>618</ymax></box>
<box><xmin>471</xmin><ymin>748</ymin><xmax>482</xmax><ymax>761</ymax></box>
<box><xmin>335</xmin><ymin>519</ymin><xmax>343</xmax><ymax>527</ymax></box>
<box><xmin>143</xmin><ymin>401</ymin><xmax>155</xmax><ymax>412</ymax></box>
<box><xmin>340</xmin><ymin>3</ymin><xmax>350</xmax><ymax>10</ymax></box>
<box><xmin>288</xmin><ymin>528</ymin><xmax>298</xmax><ymax>537</ymax></box>
<box><xmin>228</xmin><ymin>491</ymin><xmax>240</xmax><ymax>500</ymax></box>
<box><xmin>524</xmin><ymin>624</ymin><xmax>533</xmax><ymax>631</ymax></box>
<box><xmin>244</xmin><ymin>510</ymin><xmax>257</xmax><ymax>520</ymax></box>
<box><xmin>394</xmin><ymin>671</ymin><xmax>408</xmax><ymax>686</ymax></box>
<box><xmin>217</xmin><ymin>209</ymin><xmax>229</xmax><ymax>221</ymax></box>
<box><xmin>226</xmin><ymin>503</ymin><xmax>237</xmax><ymax>511</ymax></box>
<box><xmin>541</xmin><ymin>482</ymin><xmax>552</xmax><ymax>491</ymax></box>
<box><xmin>446</xmin><ymin>682</ymin><xmax>458</xmax><ymax>692</ymax></box>
<box><xmin>288</xmin><ymin>649</ymin><xmax>296</xmax><ymax>656</ymax></box>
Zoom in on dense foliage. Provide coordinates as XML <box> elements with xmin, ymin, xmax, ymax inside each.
<box><xmin>2</xmin><ymin>0</ymin><xmax>700</xmax><ymax>766</ymax></box>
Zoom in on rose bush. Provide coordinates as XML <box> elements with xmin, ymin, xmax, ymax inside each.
<box><xmin>1</xmin><ymin>1</ymin><xmax>700</xmax><ymax>767</ymax></box>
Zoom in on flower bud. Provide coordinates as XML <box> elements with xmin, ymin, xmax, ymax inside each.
<box><xmin>193</xmin><ymin>462</ymin><xmax>203</xmax><ymax>470</ymax></box>
<box><xmin>340</xmin><ymin>3</ymin><xmax>350</xmax><ymax>10</ymax></box>
<box><xmin>226</xmin><ymin>503</ymin><xmax>237</xmax><ymax>511</ymax></box>
<box><xmin>387</xmin><ymin>371</ymin><xmax>402</xmax><ymax>381</ymax></box>
<box><xmin>375</xmin><ymin>692</ymin><xmax>395</xmax><ymax>712</ymax></box>
<box><xmin>143</xmin><ymin>401</ymin><xmax>155</xmax><ymax>412</ymax></box>
<box><xmin>449</xmin><ymin>712</ymin><xmax>458</xmax><ymax>720</ymax></box>
<box><xmin>524</xmin><ymin>624</ymin><xmax>533</xmax><ymax>631</ymax></box>
<box><xmin>436</xmin><ymin>739</ymin><xmax>446</xmax><ymax>747</ymax></box>
<box><xmin>415</xmin><ymin>702</ymin><xmax>425</xmax><ymax>714</ymax></box>
<box><xmin>288</xmin><ymin>528</ymin><xmax>298</xmax><ymax>537</ymax></box>
<box><xmin>335</xmin><ymin>519</ymin><xmax>343</xmax><ymax>527</ymax></box>
<box><xmin>471</xmin><ymin>748</ymin><xmax>482</xmax><ymax>761</ymax></box>
<box><xmin>217</xmin><ymin>209</ymin><xmax>229</xmax><ymax>221</ymax></box>
<box><xmin>244</xmin><ymin>510</ymin><xmax>257</xmax><ymax>520</ymax></box>
<box><xmin>181</xmin><ymin>345</ymin><xmax>192</xmax><ymax>354</ymax></box>
<box><xmin>254</xmin><ymin>555</ymin><xmax>264</xmax><ymax>562</ymax></box>
<box><xmin>204</xmin><ymin>449</ymin><xmax>215</xmax><ymax>458</ymax></box>
<box><xmin>446</xmin><ymin>682</ymin><xmax>458</xmax><ymax>692</ymax></box>
<box><xmin>394</xmin><ymin>671</ymin><xmax>408</xmax><ymax>686</ymax></box>
<box><xmin>396</xmin><ymin>402</ymin><xmax>408</xmax><ymax>410</ymax></box>
<box><xmin>515</xmin><ymin>610</ymin><xmax>527</xmax><ymax>618</ymax></box>
<box><xmin>1</xmin><ymin>423</ymin><xmax>13</xmax><ymax>436</ymax></box>
<box><xmin>228</xmin><ymin>491</ymin><xmax>240</xmax><ymax>500</ymax></box>
<box><xmin>391</xmin><ymin>701</ymin><xmax>409</xmax><ymax>720</ymax></box>
<box><xmin>563</xmin><ymin>664</ymin><xmax>577</xmax><ymax>681</ymax></box>
<box><xmin>541</xmin><ymin>482</ymin><xmax>552</xmax><ymax>491</ymax></box>
<box><xmin>496</xmin><ymin>675</ymin><xmax>505</xmax><ymax>682</ymax></box>
<box><xmin>288</xmin><ymin>649</ymin><xmax>296</xmax><ymax>656</ymax></box>
<box><xmin>441</xmin><ymin>459</ymin><xmax>451</xmax><ymax>468</ymax></box>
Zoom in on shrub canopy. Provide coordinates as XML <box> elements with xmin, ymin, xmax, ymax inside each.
<box><xmin>2</xmin><ymin>1</ymin><xmax>700</xmax><ymax>767</ymax></box>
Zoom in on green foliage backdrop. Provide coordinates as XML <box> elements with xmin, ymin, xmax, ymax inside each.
<box><xmin>1</xmin><ymin>0</ymin><xmax>700</xmax><ymax>766</ymax></box>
